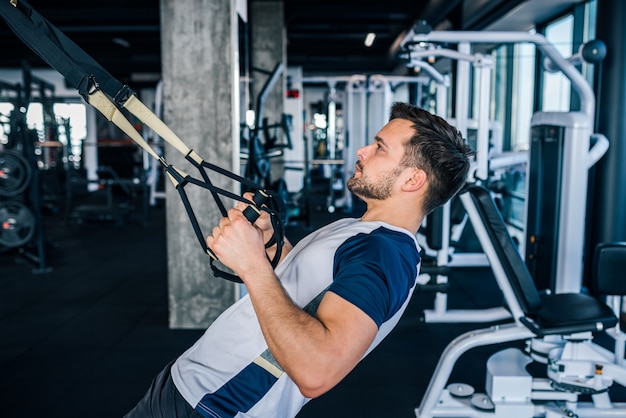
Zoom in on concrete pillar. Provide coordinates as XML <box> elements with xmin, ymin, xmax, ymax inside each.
<box><xmin>249</xmin><ymin>1</ymin><xmax>286</xmax><ymax>185</ymax></box>
<box><xmin>161</xmin><ymin>0</ymin><xmax>240</xmax><ymax>328</ymax></box>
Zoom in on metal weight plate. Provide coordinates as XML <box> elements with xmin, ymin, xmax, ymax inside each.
<box><xmin>0</xmin><ymin>201</ymin><xmax>36</xmax><ymax>248</ymax></box>
<box><xmin>447</xmin><ymin>383</ymin><xmax>475</xmax><ymax>398</ymax></box>
<box><xmin>0</xmin><ymin>150</ymin><xmax>32</xmax><ymax>197</ymax></box>
<box><xmin>470</xmin><ymin>393</ymin><xmax>495</xmax><ymax>411</ymax></box>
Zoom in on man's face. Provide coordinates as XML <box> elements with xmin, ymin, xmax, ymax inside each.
<box><xmin>347</xmin><ymin>118</ymin><xmax>413</xmax><ymax>200</ymax></box>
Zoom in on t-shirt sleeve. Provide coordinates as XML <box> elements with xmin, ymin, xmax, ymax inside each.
<box><xmin>327</xmin><ymin>228</ymin><xmax>420</xmax><ymax>327</ymax></box>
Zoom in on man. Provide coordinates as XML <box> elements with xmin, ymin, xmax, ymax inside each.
<box><xmin>125</xmin><ymin>102</ymin><xmax>473</xmax><ymax>418</ymax></box>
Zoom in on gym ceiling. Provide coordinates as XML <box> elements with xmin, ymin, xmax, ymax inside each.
<box><xmin>0</xmin><ymin>0</ymin><xmax>584</xmax><ymax>84</ymax></box>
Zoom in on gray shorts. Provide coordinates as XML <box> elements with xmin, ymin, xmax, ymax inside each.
<box><xmin>124</xmin><ymin>361</ymin><xmax>202</xmax><ymax>418</ymax></box>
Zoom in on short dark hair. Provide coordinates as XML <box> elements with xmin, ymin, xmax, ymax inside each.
<box><xmin>389</xmin><ymin>102</ymin><xmax>474</xmax><ymax>215</ymax></box>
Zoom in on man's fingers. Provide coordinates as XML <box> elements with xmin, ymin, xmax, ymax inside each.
<box><xmin>235</xmin><ymin>192</ymin><xmax>256</xmax><ymax>211</ymax></box>
<box><xmin>206</xmin><ymin>225</ymin><xmax>220</xmax><ymax>247</ymax></box>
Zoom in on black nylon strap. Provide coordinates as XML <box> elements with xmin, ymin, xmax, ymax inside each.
<box><xmin>160</xmin><ymin>158</ymin><xmax>286</xmax><ymax>283</ymax></box>
<box><xmin>0</xmin><ymin>0</ymin><xmax>123</xmax><ymax>98</ymax></box>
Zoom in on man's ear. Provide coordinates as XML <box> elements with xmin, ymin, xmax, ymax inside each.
<box><xmin>402</xmin><ymin>168</ymin><xmax>427</xmax><ymax>192</ymax></box>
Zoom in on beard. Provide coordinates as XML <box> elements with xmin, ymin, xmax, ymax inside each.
<box><xmin>347</xmin><ymin>163</ymin><xmax>402</xmax><ymax>200</ymax></box>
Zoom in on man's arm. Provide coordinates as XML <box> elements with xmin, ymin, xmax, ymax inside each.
<box><xmin>243</xmin><ymin>270</ymin><xmax>378</xmax><ymax>398</ymax></box>
<box><xmin>207</xmin><ymin>208</ymin><xmax>378</xmax><ymax>398</ymax></box>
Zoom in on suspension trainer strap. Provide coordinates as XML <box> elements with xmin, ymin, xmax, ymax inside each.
<box><xmin>0</xmin><ymin>0</ymin><xmax>286</xmax><ymax>282</ymax></box>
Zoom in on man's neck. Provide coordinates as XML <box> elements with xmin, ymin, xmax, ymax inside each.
<box><xmin>359</xmin><ymin>199</ymin><xmax>424</xmax><ymax>235</ymax></box>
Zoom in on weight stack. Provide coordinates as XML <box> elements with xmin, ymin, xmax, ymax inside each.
<box><xmin>524</xmin><ymin>112</ymin><xmax>592</xmax><ymax>294</ymax></box>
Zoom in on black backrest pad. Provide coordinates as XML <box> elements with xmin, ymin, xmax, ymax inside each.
<box><xmin>594</xmin><ymin>242</ymin><xmax>626</xmax><ymax>296</ymax></box>
<box><xmin>467</xmin><ymin>185</ymin><xmax>542</xmax><ymax>314</ymax></box>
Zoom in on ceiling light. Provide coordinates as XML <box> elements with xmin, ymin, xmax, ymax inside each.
<box><xmin>364</xmin><ymin>32</ymin><xmax>376</xmax><ymax>47</ymax></box>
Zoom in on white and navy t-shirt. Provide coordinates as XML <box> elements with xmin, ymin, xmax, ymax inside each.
<box><xmin>171</xmin><ymin>218</ymin><xmax>421</xmax><ymax>418</ymax></box>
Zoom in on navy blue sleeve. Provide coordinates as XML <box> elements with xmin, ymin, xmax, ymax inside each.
<box><xmin>327</xmin><ymin>228</ymin><xmax>420</xmax><ymax>327</ymax></box>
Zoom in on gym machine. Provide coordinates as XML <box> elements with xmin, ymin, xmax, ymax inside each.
<box><xmin>403</xmin><ymin>29</ymin><xmax>608</xmax><ymax>325</ymax></box>
<box><xmin>66</xmin><ymin>94</ymin><xmax>150</xmax><ymax>226</ymax></box>
<box><xmin>1</xmin><ymin>82</ymin><xmax>33</xmax><ymax>252</ymax></box>
<box><xmin>241</xmin><ymin>63</ymin><xmax>293</xmax><ymax>194</ymax></box>
<box><xmin>0</xmin><ymin>66</ymin><xmax>57</xmax><ymax>273</ymax></box>
<box><xmin>66</xmin><ymin>136</ymin><xmax>150</xmax><ymax>226</ymax></box>
<box><xmin>416</xmin><ymin>184</ymin><xmax>626</xmax><ymax>418</ymax></box>
<box><xmin>400</xmin><ymin>29</ymin><xmax>620</xmax><ymax>417</ymax></box>
<box><xmin>300</xmin><ymin>75</ymin><xmax>353</xmax><ymax>216</ymax></box>
<box><xmin>403</xmin><ymin>29</ymin><xmax>608</xmax><ymax>295</ymax></box>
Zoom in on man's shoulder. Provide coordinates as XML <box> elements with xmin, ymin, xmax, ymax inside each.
<box><xmin>346</xmin><ymin>224</ymin><xmax>417</xmax><ymax>247</ymax></box>
<box><xmin>336</xmin><ymin>225</ymin><xmax>418</xmax><ymax>262</ymax></box>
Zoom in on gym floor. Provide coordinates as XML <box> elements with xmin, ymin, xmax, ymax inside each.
<box><xmin>0</xmin><ymin>188</ymin><xmax>622</xmax><ymax>417</ymax></box>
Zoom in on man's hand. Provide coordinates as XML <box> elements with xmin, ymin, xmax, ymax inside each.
<box><xmin>207</xmin><ymin>192</ymin><xmax>293</xmax><ymax>278</ymax></box>
<box><xmin>237</xmin><ymin>192</ymin><xmax>293</xmax><ymax>263</ymax></box>
<box><xmin>236</xmin><ymin>192</ymin><xmax>276</xmax><ymax>244</ymax></box>
<box><xmin>206</xmin><ymin>207</ymin><xmax>270</xmax><ymax>279</ymax></box>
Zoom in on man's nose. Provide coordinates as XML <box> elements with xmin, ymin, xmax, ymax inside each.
<box><xmin>357</xmin><ymin>143</ymin><xmax>373</xmax><ymax>161</ymax></box>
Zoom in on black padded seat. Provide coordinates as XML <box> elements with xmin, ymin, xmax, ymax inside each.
<box><xmin>522</xmin><ymin>293</ymin><xmax>617</xmax><ymax>336</ymax></box>
<box><xmin>466</xmin><ymin>185</ymin><xmax>618</xmax><ymax>338</ymax></box>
